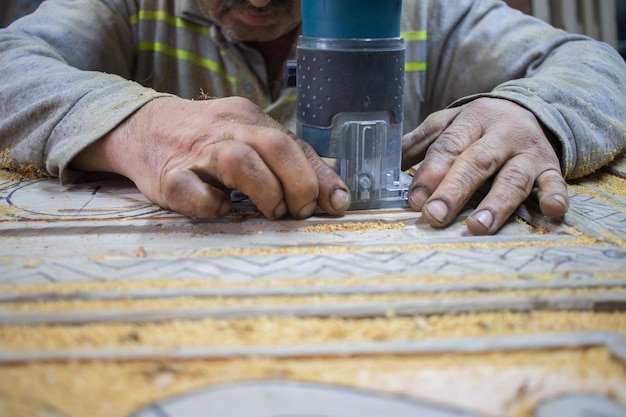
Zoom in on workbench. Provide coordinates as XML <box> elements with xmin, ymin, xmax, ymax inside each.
<box><xmin>0</xmin><ymin>158</ymin><xmax>625</xmax><ymax>417</ymax></box>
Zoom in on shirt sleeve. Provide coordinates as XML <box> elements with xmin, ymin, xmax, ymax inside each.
<box><xmin>421</xmin><ymin>0</ymin><xmax>626</xmax><ymax>179</ymax></box>
<box><xmin>0</xmin><ymin>0</ymin><xmax>171</xmax><ymax>182</ymax></box>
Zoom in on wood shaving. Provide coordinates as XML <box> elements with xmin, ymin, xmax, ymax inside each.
<box><xmin>0</xmin><ymin>348</ymin><xmax>622</xmax><ymax>417</ymax></box>
<box><xmin>0</xmin><ymin>150</ymin><xmax>49</xmax><ymax>181</ymax></box>
<box><xmin>3</xmin><ymin>271</ymin><xmax>623</xmax><ymax>296</ymax></box>
<box><xmin>299</xmin><ymin>220</ymin><xmax>405</xmax><ymax>233</ymax></box>
<box><xmin>1</xmin><ymin>311</ymin><xmax>624</xmax><ymax>352</ymax></box>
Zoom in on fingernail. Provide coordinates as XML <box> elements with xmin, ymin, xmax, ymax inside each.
<box><xmin>272</xmin><ymin>200</ymin><xmax>287</xmax><ymax>219</ymax></box>
<box><xmin>550</xmin><ymin>194</ymin><xmax>569</xmax><ymax>211</ymax></box>
<box><xmin>425</xmin><ymin>199</ymin><xmax>448</xmax><ymax>224</ymax></box>
<box><xmin>408</xmin><ymin>186</ymin><xmax>430</xmax><ymax>210</ymax></box>
<box><xmin>330</xmin><ymin>188</ymin><xmax>351</xmax><ymax>211</ymax></box>
<box><xmin>472</xmin><ymin>209</ymin><xmax>494</xmax><ymax>230</ymax></box>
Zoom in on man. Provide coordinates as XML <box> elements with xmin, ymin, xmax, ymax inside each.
<box><xmin>1</xmin><ymin>0</ymin><xmax>624</xmax><ymax>234</ymax></box>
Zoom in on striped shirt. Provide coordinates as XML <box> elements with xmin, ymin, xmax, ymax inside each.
<box><xmin>1</xmin><ymin>0</ymin><xmax>624</xmax><ymax>180</ymax></box>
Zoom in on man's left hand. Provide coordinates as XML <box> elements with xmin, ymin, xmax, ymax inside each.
<box><xmin>402</xmin><ymin>97</ymin><xmax>569</xmax><ymax>235</ymax></box>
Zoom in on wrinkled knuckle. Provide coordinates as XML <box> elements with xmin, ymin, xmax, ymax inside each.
<box><xmin>541</xmin><ymin>168</ymin><xmax>567</xmax><ymax>187</ymax></box>
<box><xmin>262</xmin><ymin>130</ymin><xmax>292</xmax><ymax>155</ymax></box>
<box><xmin>310</xmin><ymin>156</ymin><xmax>335</xmax><ymax>181</ymax></box>
<box><xmin>498</xmin><ymin>165</ymin><xmax>534</xmax><ymax>196</ymax></box>
<box><xmin>214</xmin><ymin>141</ymin><xmax>244</xmax><ymax>164</ymax></box>
<box><xmin>404</xmin><ymin>127</ymin><xmax>428</xmax><ymax>146</ymax></box>
<box><xmin>430</xmin><ymin>129</ymin><xmax>466</xmax><ymax>158</ymax></box>
<box><xmin>239</xmin><ymin>159</ymin><xmax>264</xmax><ymax>183</ymax></box>
<box><xmin>468</xmin><ymin>148</ymin><xmax>499</xmax><ymax>174</ymax></box>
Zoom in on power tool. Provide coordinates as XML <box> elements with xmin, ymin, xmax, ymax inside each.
<box><xmin>285</xmin><ymin>0</ymin><xmax>409</xmax><ymax>210</ymax></box>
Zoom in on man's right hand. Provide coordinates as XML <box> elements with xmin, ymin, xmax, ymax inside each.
<box><xmin>72</xmin><ymin>96</ymin><xmax>351</xmax><ymax>219</ymax></box>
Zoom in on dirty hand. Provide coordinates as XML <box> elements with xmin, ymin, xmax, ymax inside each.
<box><xmin>401</xmin><ymin>97</ymin><xmax>569</xmax><ymax>235</ymax></box>
<box><xmin>72</xmin><ymin>96</ymin><xmax>351</xmax><ymax>219</ymax></box>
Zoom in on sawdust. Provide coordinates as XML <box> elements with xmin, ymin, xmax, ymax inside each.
<box><xmin>594</xmin><ymin>172</ymin><xmax>626</xmax><ymax>199</ymax></box>
<box><xmin>0</xmin><ymin>348</ymin><xmax>622</xmax><ymax>417</ymax></box>
<box><xmin>0</xmin><ymin>311</ymin><xmax>624</xmax><ymax>352</ymax></box>
<box><xmin>0</xmin><ymin>204</ymin><xmax>25</xmax><ymax>219</ymax></box>
<box><xmin>515</xmin><ymin>217</ymin><xmax>551</xmax><ymax>234</ymax></box>
<box><xmin>0</xmin><ymin>151</ymin><xmax>49</xmax><ymax>181</ymax></box>
<box><xmin>299</xmin><ymin>220</ymin><xmax>406</xmax><ymax>233</ymax></box>
<box><xmin>229</xmin><ymin>208</ymin><xmax>262</xmax><ymax>218</ymax></box>
<box><xmin>569</xmin><ymin>171</ymin><xmax>626</xmax><ymax>212</ymax></box>
<box><xmin>83</xmin><ymin>231</ymin><xmax>602</xmax><ymax>261</ymax></box>
<box><xmin>1</xmin><ymin>270</ymin><xmax>623</xmax><ymax>296</ymax></box>
<box><xmin>598</xmin><ymin>231</ymin><xmax>626</xmax><ymax>247</ymax></box>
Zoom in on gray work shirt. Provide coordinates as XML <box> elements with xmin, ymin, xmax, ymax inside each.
<box><xmin>0</xmin><ymin>0</ymin><xmax>624</xmax><ymax>182</ymax></box>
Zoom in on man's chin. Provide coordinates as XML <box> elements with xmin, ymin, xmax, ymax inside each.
<box><xmin>225</xmin><ymin>24</ymin><xmax>291</xmax><ymax>42</ymax></box>
<box><xmin>232</xmin><ymin>9</ymin><xmax>280</xmax><ymax>27</ymax></box>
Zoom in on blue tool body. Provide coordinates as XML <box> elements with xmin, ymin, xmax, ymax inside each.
<box><xmin>290</xmin><ymin>0</ymin><xmax>409</xmax><ymax>210</ymax></box>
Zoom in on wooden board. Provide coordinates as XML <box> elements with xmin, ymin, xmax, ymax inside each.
<box><xmin>0</xmin><ymin>161</ymin><xmax>625</xmax><ymax>417</ymax></box>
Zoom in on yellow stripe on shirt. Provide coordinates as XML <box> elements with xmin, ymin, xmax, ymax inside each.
<box><xmin>130</xmin><ymin>10</ymin><xmax>210</xmax><ymax>36</ymax></box>
<box><xmin>136</xmin><ymin>41</ymin><xmax>237</xmax><ymax>85</ymax></box>
<box><xmin>401</xmin><ymin>31</ymin><xmax>428</xmax><ymax>72</ymax></box>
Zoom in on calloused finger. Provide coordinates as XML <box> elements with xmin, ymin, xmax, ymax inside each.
<box><xmin>205</xmin><ymin>138</ymin><xmax>287</xmax><ymax>219</ymax></box>
<box><xmin>422</xmin><ymin>129</ymin><xmax>511</xmax><ymax>227</ymax></box>
<box><xmin>408</xmin><ymin>112</ymin><xmax>483</xmax><ymax>211</ymax></box>
<box><xmin>225</xmin><ymin>124</ymin><xmax>321</xmax><ymax>218</ymax></box>
<box><xmin>296</xmin><ymin>138</ymin><xmax>351</xmax><ymax>216</ymax></box>
<box><xmin>535</xmin><ymin>168</ymin><xmax>569</xmax><ymax>218</ymax></box>
<box><xmin>465</xmin><ymin>159</ymin><xmax>536</xmax><ymax>235</ymax></box>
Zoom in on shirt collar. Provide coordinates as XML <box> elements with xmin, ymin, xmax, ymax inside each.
<box><xmin>177</xmin><ymin>0</ymin><xmax>213</xmax><ymax>27</ymax></box>
<box><xmin>177</xmin><ymin>0</ymin><xmax>246</xmax><ymax>45</ymax></box>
